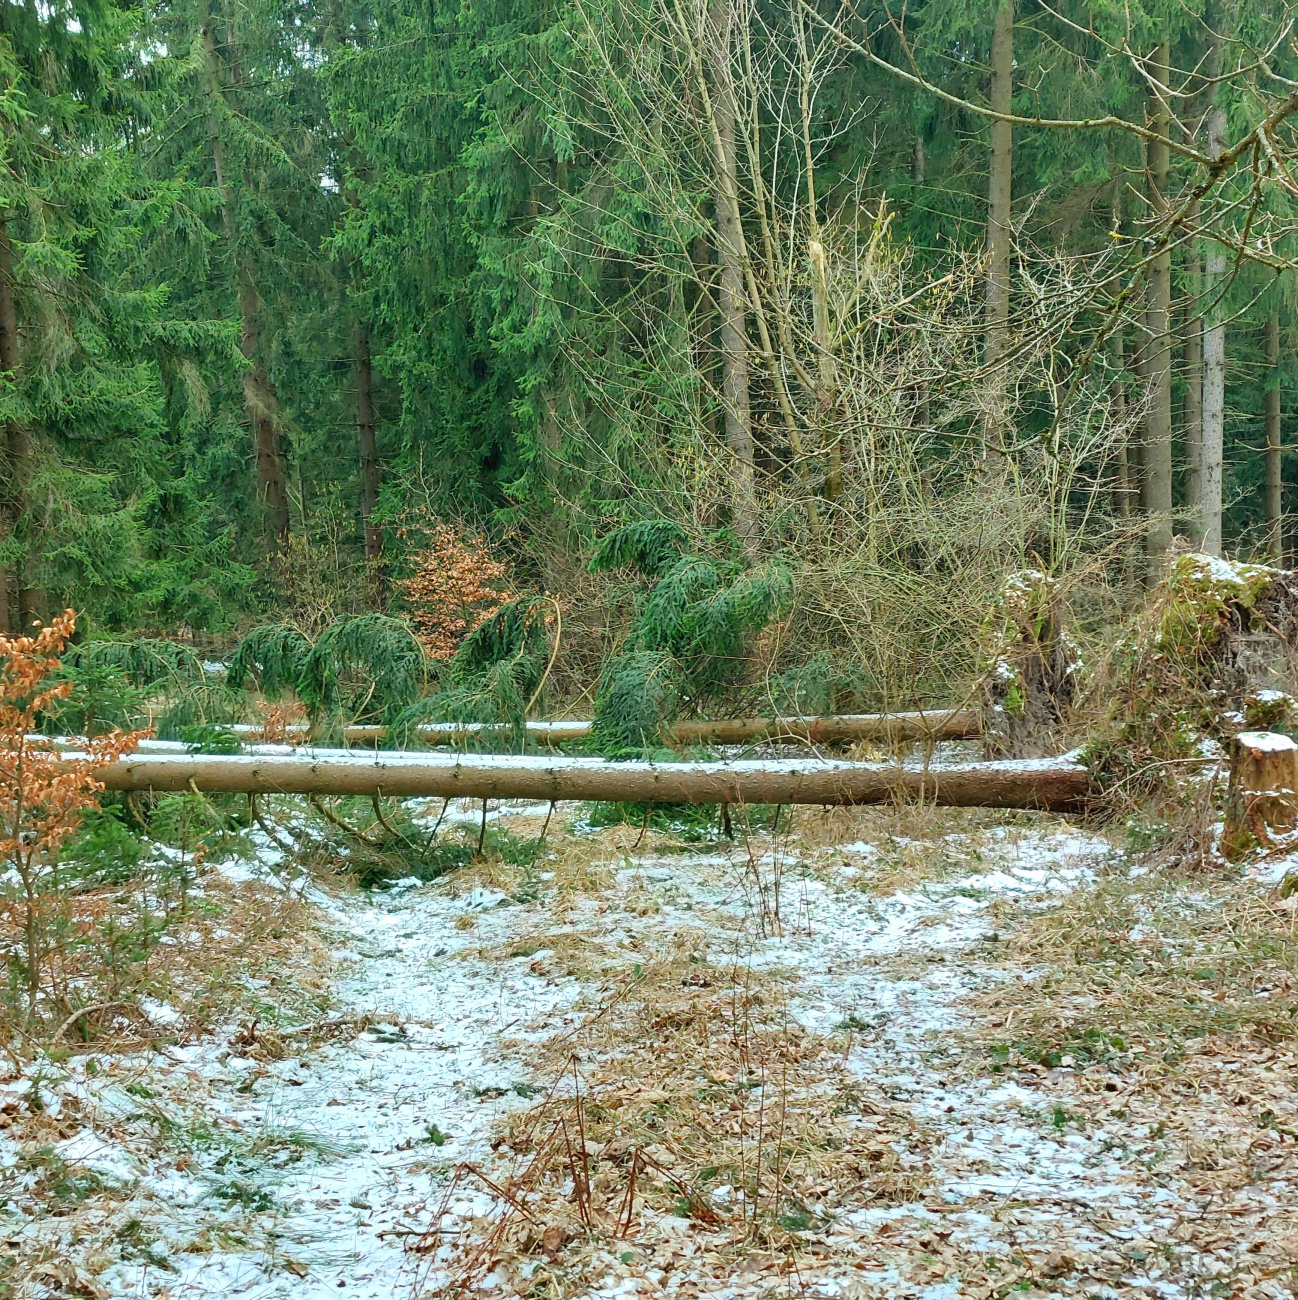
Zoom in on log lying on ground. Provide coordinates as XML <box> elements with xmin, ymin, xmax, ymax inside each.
<box><xmin>96</xmin><ymin>748</ymin><xmax>1087</xmax><ymax>811</ymax></box>
<box><xmin>230</xmin><ymin>709</ymin><xmax>983</xmax><ymax>748</ymax></box>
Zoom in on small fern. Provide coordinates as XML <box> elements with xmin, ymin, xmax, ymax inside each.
<box><xmin>227</xmin><ymin>625</ymin><xmax>314</xmax><ymax>695</ymax></box>
<box><xmin>450</xmin><ymin>596</ymin><xmax>550</xmax><ymax>690</ymax></box>
<box><xmin>47</xmin><ymin>636</ymin><xmax>224</xmax><ymax>736</ymax></box>
<box><xmin>637</xmin><ymin>558</ymin><xmax>790</xmax><ymax>695</ymax></box>
<box><xmin>589</xmin><ymin>520</ymin><xmax>688</xmax><ymax>579</ymax></box>
<box><xmin>63</xmin><ymin>638</ymin><xmax>207</xmax><ymax>689</ymax></box>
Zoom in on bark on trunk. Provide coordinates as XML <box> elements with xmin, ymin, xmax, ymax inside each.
<box><xmin>98</xmin><ymin>749</ymin><xmax>1089</xmax><ymax>811</ymax></box>
<box><xmin>707</xmin><ymin>0</ymin><xmax>759</xmax><ymax>554</ymax></box>
<box><xmin>356</xmin><ymin>319</ymin><xmax>383</xmax><ymax>603</ymax></box>
<box><xmin>1144</xmin><ymin>41</ymin><xmax>1174</xmax><ymax>572</ymax></box>
<box><xmin>983</xmin><ymin>0</ymin><xmax>1013</xmax><ymax>457</ymax></box>
<box><xmin>0</xmin><ymin>216</ymin><xmax>42</xmax><ymax>628</ymax></box>
<box><xmin>808</xmin><ymin>238</ymin><xmax>841</xmax><ymax>500</ymax></box>
<box><xmin>1111</xmin><ymin>329</ymin><xmax>1133</xmax><ymax>518</ymax></box>
<box><xmin>1265</xmin><ymin>308</ymin><xmax>1283</xmax><ymax>563</ymax></box>
<box><xmin>1184</xmin><ymin>244</ymin><xmax>1204</xmax><ymax>538</ymax></box>
<box><xmin>239</xmin><ymin>280</ymin><xmax>290</xmax><ymax>547</ymax></box>
<box><xmin>202</xmin><ymin>11</ymin><xmax>290</xmax><ymax>553</ymax></box>
<box><xmin>1200</xmin><ymin>104</ymin><xmax>1228</xmax><ymax>559</ymax></box>
<box><xmin>0</xmin><ymin>217</ymin><xmax>18</xmax><ymax>634</ymax></box>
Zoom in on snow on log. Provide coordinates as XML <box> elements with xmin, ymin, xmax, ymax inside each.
<box><xmin>96</xmin><ymin>749</ymin><xmax>1087</xmax><ymax>811</ymax></box>
<box><xmin>1220</xmin><ymin>730</ymin><xmax>1298</xmax><ymax>859</ymax></box>
<box><xmin>233</xmin><ymin>709</ymin><xmax>982</xmax><ymax>748</ymax></box>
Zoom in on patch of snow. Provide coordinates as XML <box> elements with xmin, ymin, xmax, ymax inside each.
<box><xmin>139</xmin><ymin>997</ymin><xmax>183</xmax><ymax>1026</ymax></box>
<box><xmin>1236</xmin><ymin>730</ymin><xmax>1298</xmax><ymax>752</ymax></box>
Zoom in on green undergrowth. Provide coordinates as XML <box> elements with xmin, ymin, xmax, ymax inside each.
<box><xmin>577</xmin><ymin>799</ymin><xmax>784</xmax><ymax>841</ymax></box>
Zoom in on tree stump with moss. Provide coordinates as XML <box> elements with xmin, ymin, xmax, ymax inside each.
<box><xmin>1220</xmin><ymin>730</ymin><xmax>1298</xmax><ymax>860</ymax></box>
<box><xmin>982</xmin><ymin>571</ymin><xmax>1079</xmax><ymax>759</ymax></box>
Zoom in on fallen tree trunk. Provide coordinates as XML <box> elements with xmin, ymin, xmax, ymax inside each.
<box><xmin>96</xmin><ymin>749</ymin><xmax>1086</xmax><ymax>811</ymax></box>
<box><xmin>232</xmin><ymin>709</ymin><xmax>982</xmax><ymax>748</ymax></box>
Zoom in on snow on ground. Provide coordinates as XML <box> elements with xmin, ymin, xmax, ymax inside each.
<box><xmin>4</xmin><ymin>806</ymin><xmax>1296</xmax><ymax>1298</ymax></box>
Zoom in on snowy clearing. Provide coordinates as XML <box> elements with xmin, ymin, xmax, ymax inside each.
<box><xmin>3</xmin><ymin>803</ymin><xmax>1296</xmax><ymax>1299</ymax></box>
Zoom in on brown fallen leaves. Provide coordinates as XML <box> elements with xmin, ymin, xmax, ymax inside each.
<box><xmin>414</xmin><ymin>927</ymin><xmax>932</xmax><ymax>1295</ymax></box>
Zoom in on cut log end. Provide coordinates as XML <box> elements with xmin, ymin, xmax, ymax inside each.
<box><xmin>1220</xmin><ymin>730</ymin><xmax>1298</xmax><ymax>860</ymax></box>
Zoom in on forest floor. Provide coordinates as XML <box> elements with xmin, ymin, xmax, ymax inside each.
<box><xmin>3</xmin><ymin>796</ymin><xmax>1298</xmax><ymax>1299</ymax></box>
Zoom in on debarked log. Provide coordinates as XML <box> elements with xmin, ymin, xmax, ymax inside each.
<box><xmin>96</xmin><ymin>750</ymin><xmax>1088</xmax><ymax>811</ymax></box>
<box><xmin>234</xmin><ymin>709</ymin><xmax>982</xmax><ymax>748</ymax></box>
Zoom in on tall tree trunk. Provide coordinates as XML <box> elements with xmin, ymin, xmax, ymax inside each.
<box><xmin>1111</xmin><ymin>328</ymin><xmax>1132</xmax><ymax>517</ymax></box>
<box><xmin>1108</xmin><ymin>164</ymin><xmax>1135</xmax><ymax>524</ymax></box>
<box><xmin>983</xmin><ymin>0</ymin><xmax>1013</xmax><ymax>456</ymax></box>
<box><xmin>1184</xmin><ymin>245</ymin><xmax>1204</xmax><ymax>539</ymax></box>
<box><xmin>202</xmin><ymin>11</ymin><xmax>290</xmax><ymax>553</ymax></box>
<box><xmin>0</xmin><ymin>217</ymin><xmax>43</xmax><ymax>628</ymax></box>
<box><xmin>1144</xmin><ymin>40</ymin><xmax>1174</xmax><ymax>571</ymax></box>
<box><xmin>1200</xmin><ymin>104</ymin><xmax>1228</xmax><ymax>558</ymax></box>
<box><xmin>0</xmin><ymin>217</ymin><xmax>18</xmax><ymax>633</ymax></box>
<box><xmin>707</xmin><ymin>0</ymin><xmax>759</xmax><ymax>555</ymax></box>
<box><xmin>1265</xmin><ymin>308</ymin><xmax>1283</xmax><ymax>563</ymax></box>
<box><xmin>356</xmin><ymin>319</ymin><xmax>383</xmax><ymax>605</ymax></box>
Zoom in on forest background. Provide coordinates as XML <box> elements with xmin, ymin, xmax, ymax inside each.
<box><xmin>8</xmin><ymin>0</ymin><xmax>1298</xmax><ymax>721</ymax></box>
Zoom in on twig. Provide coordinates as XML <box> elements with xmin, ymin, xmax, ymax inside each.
<box><xmin>125</xmin><ymin>790</ymin><xmax>151</xmax><ymax>832</ymax></box>
<box><xmin>618</xmin><ymin>1147</ymin><xmax>640</xmax><ymax>1237</ymax></box>
<box><xmin>53</xmin><ymin>1001</ymin><xmax>133</xmax><ymax>1043</ymax></box>
<box><xmin>249</xmin><ymin>794</ymin><xmax>294</xmax><ymax>855</ymax></box>
<box><xmin>476</xmin><ymin>798</ymin><xmax>489</xmax><ymax>856</ymax></box>
<box><xmin>458</xmin><ymin>1162</ymin><xmax>541</xmax><ymax>1225</ymax></box>
<box><xmin>279</xmin><ymin>1013</ymin><xmax>371</xmax><ymax>1040</ymax></box>
<box><xmin>523</xmin><ymin>597</ymin><xmax>563</xmax><ymax>717</ymax></box>
<box><xmin>308</xmin><ymin>793</ymin><xmax>385</xmax><ymax>849</ymax></box>
<box><xmin>370</xmin><ymin>788</ymin><xmax>420</xmax><ymax>853</ymax></box>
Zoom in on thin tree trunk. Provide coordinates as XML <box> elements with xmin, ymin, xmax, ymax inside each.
<box><xmin>1144</xmin><ymin>41</ymin><xmax>1174</xmax><ymax>570</ymax></box>
<box><xmin>0</xmin><ymin>217</ymin><xmax>18</xmax><ymax>633</ymax></box>
<box><xmin>202</xmin><ymin>10</ymin><xmax>290</xmax><ymax>553</ymax></box>
<box><xmin>1111</xmin><ymin>328</ymin><xmax>1132</xmax><ymax>517</ymax></box>
<box><xmin>1184</xmin><ymin>245</ymin><xmax>1204</xmax><ymax>539</ymax></box>
<box><xmin>1108</xmin><ymin>167</ymin><xmax>1135</xmax><ymax>524</ymax></box>
<box><xmin>222</xmin><ymin>707</ymin><xmax>984</xmax><ymax>748</ymax></box>
<box><xmin>1200</xmin><ymin>104</ymin><xmax>1227</xmax><ymax>558</ymax></box>
<box><xmin>0</xmin><ymin>217</ymin><xmax>42</xmax><ymax>628</ymax></box>
<box><xmin>355</xmin><ymin>319</ymin><xmax>383</xmax><ymax>604</ymax></box>
<box><xmin>1131</xmin><ymin>296</ymin><xmax>1149</xmax><ymax>512</ymax></box>
<box><xmin>983</xmin><ymin>0</ymin><xmax>1013</xmax><ymax>456</ymax></box>
<box><xmin>707</xmin><ymin>0</ymin><xmax>759</xmax><ymax>555</ymax></box>
<box><xmin>1265</xmin><ymin>308</ymin><xmax>1283</xmax><ymax>563</ymax></box>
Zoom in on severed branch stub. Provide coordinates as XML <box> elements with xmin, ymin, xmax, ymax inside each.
<box><xmin>1220</xmin><ymin>730</ymin><xmax>1298</xmax><ymax>860</ymax></box>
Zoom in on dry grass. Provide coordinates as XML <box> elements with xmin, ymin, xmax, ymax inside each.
<box><xmin>419</xmin><ymin>961</ymin><xmax>931</xmax><ymax>1296</ymax></box>
<box><xmin>416</xmin><ymin>820</ymin><xmax>938</xmax><ymax>1298</ymax></box>
<box><xmin>944</xmin><ymin>857</ymin><xmax>1298</xmax><ymax>1297</ymax></box>
<box><xmin>965</xmin><ymin>860</ymin><xmax>1298</xmax><ymax>1071</ymax></box>
<box><xmin>0</xmin><ymin>862</ymin><xmax>329</xmax><ymax>1067</ymax></box>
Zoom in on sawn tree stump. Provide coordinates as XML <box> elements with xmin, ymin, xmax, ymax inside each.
<box><xmin>1220</xmin><ymin>730</ymin><xmax>1298</xmax><ymax>860</ymax></box>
